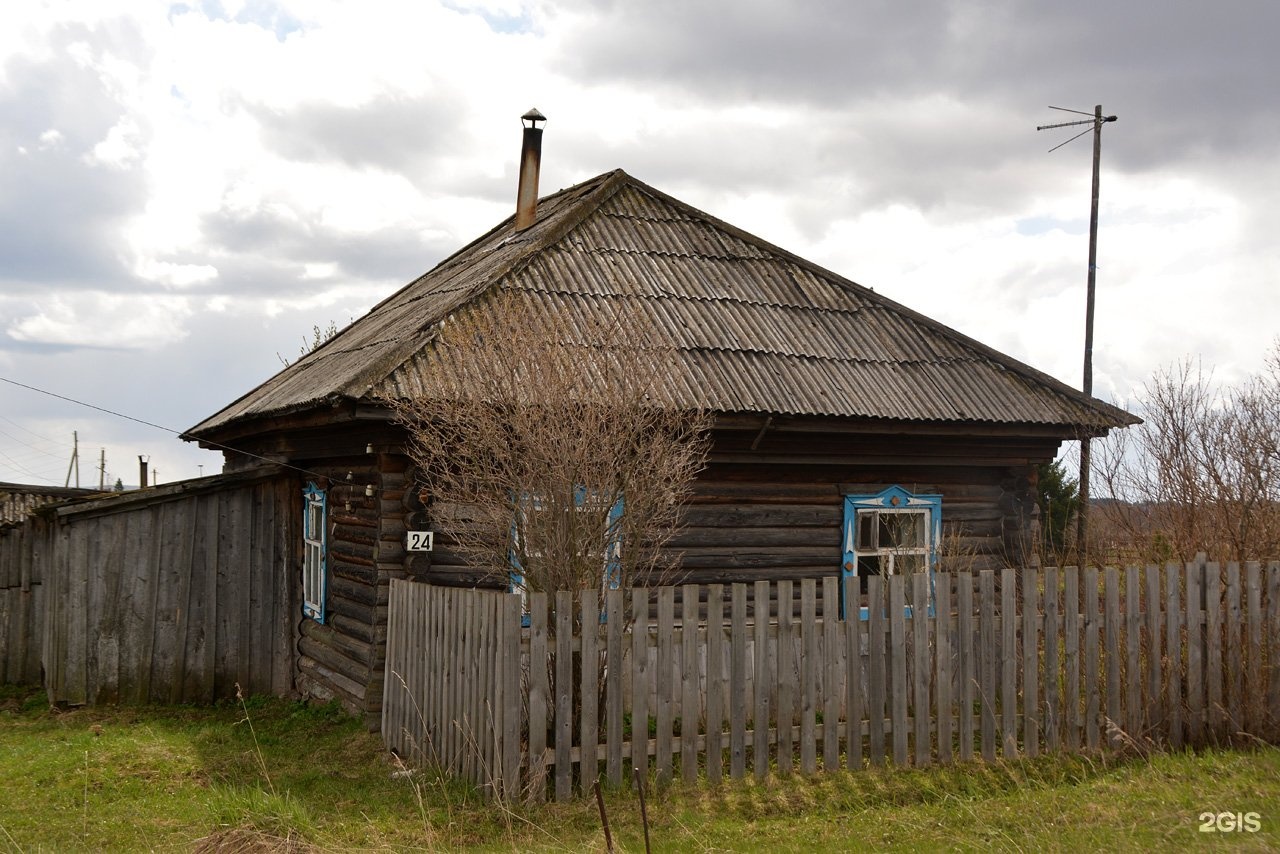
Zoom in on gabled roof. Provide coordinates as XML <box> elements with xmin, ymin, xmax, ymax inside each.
<box><xmin>188</xmin><ymin>169</ymin><xmax>1136</xmax><ymax>440</ymax></box>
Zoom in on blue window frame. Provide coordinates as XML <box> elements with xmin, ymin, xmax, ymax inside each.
<box><xmin>509</xmin><ymin>488</ymin><xmax>624</xmax><ymax>625</ymax></box>
<box><xmin>841</xmin><ymin>486</ymin><xmax>941</xmax><ymax>620</ymax></box>
<box><xmin>302</xmin><ymin>482</ymin><xmax>327</xmax><ymax>623</ymax></box>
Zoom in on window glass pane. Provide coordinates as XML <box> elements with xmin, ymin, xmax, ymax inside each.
<box><xmin>880</xmin><ymin>511</ymin><xmax>925</xmax><ymax>548</ymax></box>
<box><xmin>857</xmin><ymin>512</ymin><xmax>877</xmax><ymax>550</ymax></box>
<box><xmin>906</xmin><ymin>512</ymin><xmax>926</xmax><ymax>547</ymax></box>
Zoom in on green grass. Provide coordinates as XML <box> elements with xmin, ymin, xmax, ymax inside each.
<box><xmin>2</xmin><ymin>682</ymin><xmax>1278</xmax><ymax>852</ymax></box>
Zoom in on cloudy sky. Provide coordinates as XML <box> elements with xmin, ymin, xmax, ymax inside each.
<box><xmin>2</xmin><ymin>0</ymin><xmax>1277</xmax><ymax>488</ymax></box>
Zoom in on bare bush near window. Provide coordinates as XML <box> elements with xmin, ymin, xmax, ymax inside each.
<box><xmin>1094</xmin><ymin>346</ymin><xmax>1280</xmax><ymax>563</ymax></box>
<box><xmin>387</xmin><ymin>293</ymin><xmax>710</xmax><ymax>593</ymax></box>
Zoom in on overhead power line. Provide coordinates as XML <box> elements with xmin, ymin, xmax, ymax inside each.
<box><xmin>0</xmin><ymin>375</ymin><xmax>345</xmax><ymax>487</ymax></box>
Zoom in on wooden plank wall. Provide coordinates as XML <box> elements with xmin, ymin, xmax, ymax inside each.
<box><xmin>0</xmin><ymin>518</ymin><xmax>54</xmax><ymax>684</ymax></box>
<box><xmin>383</xmin><ymin>561</ymin><xmax>1280</xmax><ymax>802</ymax></box>
<box><xmin>28</xmin><ymin>468</ymin><xmax>298</xmax><ymax>705</ymax></box>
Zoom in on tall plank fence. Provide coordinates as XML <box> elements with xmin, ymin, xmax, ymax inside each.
<box><xmin>383</xmin><ymin>561</ymin><xmax>1280</xmax><ymax>802</ymax></box>
<box><xmin>0</xmin><ymin>465</ymin><xmax>299</xmax><ymax>704</ymax></box>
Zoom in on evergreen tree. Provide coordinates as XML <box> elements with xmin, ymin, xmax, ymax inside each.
<box><xmin>1037</xmin><ymin>459</ymin><xmax>1078</xmax><ymax>560</ymax></box>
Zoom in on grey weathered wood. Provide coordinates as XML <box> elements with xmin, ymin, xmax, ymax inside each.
<box><xmin>1165</xmin><ymin>563</ymin><xmax>1182</xmax><ymax>749</ymax></box>
<box><xmin>957</xmin><ymin>572</ymin><xmax>974</xmax><ymax>762</ymax></box>
<box><xmin>890</xmin><ymin>575</ymin><xmax>908</xmax><ymax>766</ymax></box>
<box><xmin>1144</xmin><ymin>565</ymin><xmax>1161</xmax><ymax>737</ymax></box>
<box><xmin>379</xmin><ymin>578</ymin><xmax>401</xmax><ymax>750</ymax></box>
<box><xmin>822</xmin><ymin>576</ymin><xmax>841</xmax><ymax>771</ymax></box>
<box><xmin>528</xmin><ymin>591</ymin><xmax>549</xmax><ymax>802</ymax></box>
<box><xmin>1063</xmin><ymin>567</ymin><xmax>1080</xmax><ymax>752</ymax></box>
<box><xmin>1244</xmin><ymin>562</ymin><xmax>1262</xmax><ymax>737</ymax></box>
<box><xmin>681</xmin><ymin>584</ymin><xmax>700</xmax><ymax>785</ymax></box>
<box><xmin>912</xmin><ymin>573</ymin><xmax>930</xmax><ymax>766</ymax></box>
<box><xmin>1023</xmin><ymin>568</ymin><xmax>1039</xmax><ymax>758</ymax></box>
<box><xmin>845</xmin><ymin>576</ymin><xmax>864</xmax><ymax>770</ymax></box>
<box><xmin>1084</xmin><ymin>566</ymin><xmax>1100</xmax><ymax>750</ymax></box>
<box><xmin>868</xmin><ymin>575</ymin><xmax>886</xmax><ymax>767</ymax></box>
<box><xmin>605</xmin><ymin>588</ymin><xmax>624</xmax><ymax>787</ymax></box>
<box><xmin>501</xmin><ymin>592</ymin><xmax>522</xmax><ymax>799</ymax></box>
<box><xmin>730</xmin><ymin>583</ymin><xmax>748</xmax><ymax>779</ymax></box>
<box><xmin>800</xmin><ymin>579</ymin><xmax>818</xmax><ymax>776</ymax></box>
<box><xmin>1225</xmin><ymin>562</ymin><xmax>1242</xmax><ymax>738</ymax></box>
<box><xmin>630</xmin><ymin>586</ymin><xmax>649</xmax><ymax>787</ymax></box>
<box><xmin>448</xmin><ymin>588</ymin><xmax>464</xmax><ymax>773</ymax></box>
<box><xmin>1185</xmin><ymin>562</ymin><xmax>1203</xmax><ymax>744</ymax></box>
<box><xmin>704</xmin><ymin>584</ymin><xmax>724</xmax><ymax>782</ymax></box>
<box><xmin>1001</xmin><ymin>568</ymin><xmax>1017</xmax><ymax>758</ymax></box>
<box><xmin>979</xmin><ymin>570</ymin><xmax>996</xmax><ymax>762</ymax></box>
<box><xmin>1268</xmin><ymin>564</ymin><xmax>1280</xmax><ymax>742</ymax></box>
<box><xmin>753</xmin><ymin>580</ymin><xmax>772</xmax><ymax>779</ymax></box>
<box><xmin>1125</xmin><ymin>565</ymin><xmax>1141</xmax><ymax>739</ymax></box>
<box><xmin>581</xmin><ymin>589</ymin><xmax>600</xmax><ymax>794</ymax></box>
<box><xmin>935</xmin><ymin>573</ymin><xmax>953</xmax><ymax>764</ymax></box>
<box><xmin>776</xmin><ymin>579</ymin><xmax>795</xmax><ymax>774</ymax></box>
<box><xmin>655</xmin><ymin>586</ymin><xmax>675</xmax><ymax>786</ymax></box>
<box><xmin>1043</xmin><ymin>567</ymin><xmax>1060</xmax><ymax>752</ymax></box>
<box><xmin>1205</xmin><ymin>562</ymin><xmax>1223</xmax><ymax>743</ymax></box>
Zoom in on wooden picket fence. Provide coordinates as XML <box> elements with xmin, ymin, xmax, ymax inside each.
<box><xmin>381</xmin><ymin>561</ymin><xmax>1280</xmax><ymax>802</ymax></box>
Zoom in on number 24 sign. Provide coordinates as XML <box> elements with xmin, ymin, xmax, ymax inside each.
<box><xmin>406</xmin><ymin>531</ymin><xmax>434</xmax><ymax>552</ymax></box>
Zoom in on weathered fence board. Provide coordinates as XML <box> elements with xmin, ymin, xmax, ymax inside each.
<box><xmin>382</xmin><ymin>564</ymin><xmax>1280</xmax><ymax>803</ymax></box>
<box><xmin>0</xmin><ymin>467</ymin><xmax>296</xmax><ymax>705</ymax></box>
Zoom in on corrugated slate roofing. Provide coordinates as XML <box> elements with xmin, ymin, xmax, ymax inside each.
<box><xmin>188</xmin><ymin>169</ymin><xmax>1136</xmax><ymax>439</ymax></box>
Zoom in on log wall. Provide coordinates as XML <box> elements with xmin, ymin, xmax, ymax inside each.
<box><xmin>420</xmin><ymin>426</ymin><xmax>1058</xmax><ymax>589</ymax></box>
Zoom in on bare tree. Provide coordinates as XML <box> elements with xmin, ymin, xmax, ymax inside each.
<box><xmin>1094</xmin><ymin>344</ymin><xmax>1280</xmax><ymax>563</ymax></box>
<box><xmin>388</xmin><ymin>293</ymin><xmax>711</xmax><ymax>595</ymax></box>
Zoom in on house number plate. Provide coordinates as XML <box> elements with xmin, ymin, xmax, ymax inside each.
<box><xmin>406</xmin><ymin>531</ymin><xmax>434</xmax><ymax>551</ymax></box>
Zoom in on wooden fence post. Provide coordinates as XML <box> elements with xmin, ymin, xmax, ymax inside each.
<box><xmin>868</xmin><ymin>575</ymin><xmax>886</xmax><ymax>767</ymax></box>
<box><xmin>957</xmin><ymin>571</ymin><xmax>975</xmax><ymax>762</ymax></box>
<box><xmin>1001</xmin><ymin>567</ymin><xmax>1017</xmax><ymax>758</ymax></box>
<box><xmin>912</xmin><ymin>572</ymin><xmax>931</xmax><ymax>766</ymax></box>
<box><xmin>935</xmin><ymin>572</ymin><xmax>953</xmax><ymax>765</ymax></box>
<box><xmin>730</xmin><ymin>583</ymin><xmax>748</xmax><ymax>779</ymax></box>
<box><xmin>753</xmin><ymin>580</ymin><xmax>772</xmax><ymax>780</ymax></box>
<box><xmin>777</xmin><ymin>579</ymin><xmax>795</xmax><ymax>774</ymax></box>
<box><xmin>890</xmin><ymin>575</ymin><xmax>908</xmax><ymax>766</ymax></box>
<box><xmin>1023</xmin><ymin>567</ymin><xmax>1039</xmax><ymax>758</ymax></box>
<box><xmin>630</xmin><ymin>587</ymin><xmax>650</xmax><ymax>789</ymax></box>
<box><xmin>681</xmin><ymin>584</ymin><xmax>700</xmax><ymax>786</ymax></box>
<box><xmin>655</xmin><ymin>586</ymin><xmax>675</xmax><ymax>786</ymax></box>
<box><xmin>705</xmin><ymin>584</ymin><xmax>724</xmax><ymax>782</ymax></box>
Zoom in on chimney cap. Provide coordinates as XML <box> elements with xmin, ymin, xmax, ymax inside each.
<box><xmin>521</xmin><ymin>108</ymin><xmax>546</xmax><ymax>128</ymax></box>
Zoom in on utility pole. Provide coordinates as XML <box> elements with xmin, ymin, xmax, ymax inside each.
<box><xmin>1037</xmin><ymin>105</ymin><xmax>1118</xmax><ymax>569</ymax></box>
<box><xmin>99</xmin><ymin>448</ymin><xmax>105</xmax><ymax>491</ymax></box>
<box><xmin>65</xmin><ymin>431</ymin><xmax>79</xmax><ymax>488</ymax></box>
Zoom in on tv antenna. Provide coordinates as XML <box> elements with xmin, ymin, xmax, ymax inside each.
<box><xmin>1037</xmin><ymin>104</ymin><xmax>1118</xmax><ymax>569</ymax></box>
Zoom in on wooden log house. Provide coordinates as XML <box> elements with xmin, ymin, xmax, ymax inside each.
<box><xmin>187</xmin><ymin>159</ymin><xmax>1136</xmax><ymax>721</ymax></box>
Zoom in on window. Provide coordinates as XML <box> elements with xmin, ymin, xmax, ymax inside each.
<box><xmin>509</xmin><ymin>488</ymin><xmax>624</xmax><ymax>624</ymax></box>
<box><xmin>303</xmin><ymin>482</ymin><xmax>327</xmax><ymax>623</ymax></box>
<box><xmin>842</xmin><ymin>486</ymin><xmax>940</xmax><ymax>618</ymax></box>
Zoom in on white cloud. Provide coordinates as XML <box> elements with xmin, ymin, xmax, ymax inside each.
<box><xmin>7</xmin><ymin>293</ymin><xmax>194</xmax><ymax>349</ymax></box>
<box><xmin>3</xmin><ymin>0</ymin><xmax>1280</xmax><ymax>484</ymax></box>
